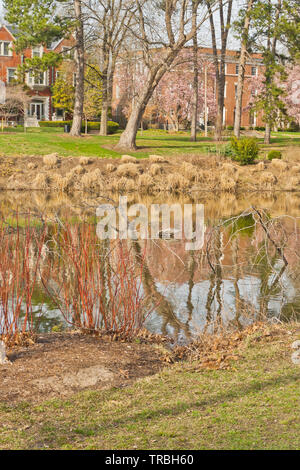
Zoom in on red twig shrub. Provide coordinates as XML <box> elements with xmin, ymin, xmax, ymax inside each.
<box><xmin>43</xmin><ymin>222</ymin><xmax>154</xmax><ymax>338</ymax></box>
<box><xmin>0</xmin><ymin>214</ymin><xmax>47</xmax><ymax>341</ymax></box>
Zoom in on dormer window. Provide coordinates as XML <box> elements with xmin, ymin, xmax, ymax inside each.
<box><xmin>0</xmin><ymin>41</ymin><xmax>12</xmax><ymax>56</ymax></box>
<box><xmin>32</xmin><ymin>46</ymin><xmax>43</xmax><ymax>58</ymax></box>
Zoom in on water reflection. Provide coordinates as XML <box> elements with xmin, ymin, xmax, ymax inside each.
<box><xmin>1</xmin><ymin>191</ymin><xmax>300</xmax><ymax>341</ymax></box>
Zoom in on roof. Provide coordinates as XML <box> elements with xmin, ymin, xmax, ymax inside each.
<box><xmin>2</xmin><ymin>24</ymin><xmax>19</xmax><ymax>38</ymax></box>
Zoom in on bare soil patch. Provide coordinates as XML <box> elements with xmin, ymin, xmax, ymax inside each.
<box><xmin>0</xmin><ymin>332</ymin><xmax>163</xmax><ymax>404</ymax></box>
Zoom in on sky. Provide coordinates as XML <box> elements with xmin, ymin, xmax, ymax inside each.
<box><xmin>0</xmin><ymin>0</ymin><xmax>244</xmax><ymax>50</ymax></box>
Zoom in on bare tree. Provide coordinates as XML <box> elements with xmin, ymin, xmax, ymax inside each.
<box><xmin>234</xmin><ymin>0</ymin><xmax>256</xmax><ymax>138</ymax></box>
<box><xmin>190</xmin><ymin>0</ymin><xmax>200</xmax><ymax>142</ymax></box>
<box><xmin>86</xmin><ymin>1</ymin><xmax>137</xmax><ymax>136</ymax></box>
<box><xmin>70</xmin><ymin>0</ymin><xmax>85</xmax><ymax>136</ymax></box>
<box><xmin>115</xmin><ymin>0</ymin><xmax>216</xmax><ymax>151</ymax></box>
<box><xmin>205</xmin><ymin>0</ymin><xmax>234</xmax><ymax>141</ymax></box>
<box><xmin>0</xmin><ymin>85</ymin><xmax>31</xmax><ymax>132</ymax></box>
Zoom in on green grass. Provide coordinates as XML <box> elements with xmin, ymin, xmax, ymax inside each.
<box><xmin>0</xmin><ymin>127</ymin><xmax>299</xmax><ymax>159</ymax></box>
<box><xmin>0</xmin><ymin>333</ymin><xmax>299</xmax><ymax>450</ymax></box>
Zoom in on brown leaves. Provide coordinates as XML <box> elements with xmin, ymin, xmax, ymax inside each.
<box><xmin>4</xmin><ymin>332</ymin><xmax>36</xmax><ymax>349</ymax></box>
<box><xmin>160</xmin><ymin>322</ymin><xmax>286</xmax><ymax>371</ymax></box>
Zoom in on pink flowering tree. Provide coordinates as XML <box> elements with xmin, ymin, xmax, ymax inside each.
<box><xmin>282</xmin><ymin>65</ymin><xmax>300</xmax><ymax>128</ymax></box>
<box><xmin>116</xmin><ymin>49</ymin><xmax>216</xmax><ymax>132</ymax></box>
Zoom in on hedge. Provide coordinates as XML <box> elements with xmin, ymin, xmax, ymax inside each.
<box><xmin>40</xmin><ymin>120</ymin><xmax>120</xmax><ymax>134</ymax></box>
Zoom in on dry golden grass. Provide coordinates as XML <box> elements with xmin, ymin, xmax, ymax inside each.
<box><xmin>27</xmin><ymin>162</ymin><xmax>37</xmax><ymax>170</ymax></box>
<box><xmin>149</xmin><ymin>164</ymin><xmax>162</xmax><ymax>176</ymax></box>
<box><xmin>290</xmin><ymin>165</ymin><xmax>300</xmax><ymax>175</ymax></box>
<box><xmin>116</xmin><ymin>163</ymin><xmax>140</xmax><ymax>178</ymax></box>
<box><xmin>80</xmin><ymin>169</ymin><xmax>103</xmax><ymax>191</ymax></box>
<box><xmin>69</xmin><ymin>165</ymin><xmax>86</xmax><ymax>176</ymax></box>
<box><xmin>149</xmin><ymin>154</ymin><xmax>167</xmax><ymax>163</ymax></box>
<box><xmin>43</xmin><ymin>153</ymin><xmax>59</xmax><ymax>168</ymax></box>
<box><xmin>270</xmin><ymin>159</ymin><xmax>288</xmax><ymax>172</ymax></box>
<box><xmin>180</xmin><ymin>162</ymin><xmax>199</xmax><ymax>182</ymax></box>
<box><xmin>33</xmin><ymin>173</ymin><xmax>51</xmax><ymax>190</ymax></box>
<box><xmin>259</xmin><ymin>171</ymin><xmax>277</xmax><ymax>188</ymax></box>
<box><xmin>106</xmin><ymin>163</ymin><xmax>116</xmax><ymax>173</ymax></box>
<box><xmin>79</xmin><ymin>157</ymin><xmax>92</xmax><ymax>166</ymax></box>
<box><xmin>137</xmin><ymin>173</ymin><xmax>154</xmax><ymax>193</ymax></box>
<box><xmin>121</xmin><ymin>155</ymin><xmax>137</xmax><ymax>164</ymax></box>
<box><xmin>256</xmin><ymin>162</ymin><xmax>265</xmax><ymax>171</ymax></box>
<box><xmin>49</xmin><ymin>173</ymin><xmax>72</xmax><ymax>192</ymax></box>
<box><xmin>166</xmin><ymin>173</ymin><xmax>190</xmax><ymax>191</ymax></box>
<box><xmin>219</xmin><ymin>175</ymin><xmax>237</xmax><ymax>192</ymax></box>
<box><xmin>110</xmin><ymin>176</ymin><xmax>136</xmax><ymax>192</ymax></box>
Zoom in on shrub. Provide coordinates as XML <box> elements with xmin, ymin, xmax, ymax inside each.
<box><xmin>229</xmin><ymin>136</ymin><xmax>259</xmax><ymax>165</ymax></box>
<box><xmin>267</xmin><ymin>150</ymin><xmax>282</xmax><ymax>160</ymax></box>
<box><xmin>40</xmin><ymin>120</ymin><xmax>120</xmax><ymax>134</ymax></box>
<box><xmin>255</xmin><ymin>126</ymin><xmax>266</xmax><ymax>131</ymax></box>
<box><xmin>226</xmin><ymin>125</ymin><xmax>234</xmax><ymax>130</ymax></box>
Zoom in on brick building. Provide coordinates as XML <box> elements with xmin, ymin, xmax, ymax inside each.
<box><xmin>112</xmin><ymin>47</ymin><xmax>265</xmax><ymax>129</ymax></box>
<box><xmin>0</xmin><ymin>24</ymin><xmax>74</xmax><ymax>123</ymax></box>
<box><xmin>0</xmin><ymin>22</ymin><xmax>264</xmax><ymax>129</ymax></box>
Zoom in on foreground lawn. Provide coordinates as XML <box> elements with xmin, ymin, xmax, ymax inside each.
<box><xmin>1</xmin><ymin>127</ymin><xmax>299</xmax><ymax>159</ymax></box>
<box><xmin>0</xmin><ymin>329</ymin><xmax>299</xmax><ymax>450</ymax></box>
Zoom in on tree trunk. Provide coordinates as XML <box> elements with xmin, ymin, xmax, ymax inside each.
<box><xmin>100</xmin><ymin>101</ymin><xmax>108</xmax><ymax>136</ymax></box>
<box><xmin>234</xmin><ymin>0</ymin><xmax>255</xmax><ymax>138</ymax></box>
<box><xmin>264</xmin><ymin>122</ymin><xmax>271</xmax><ymax>144</ymax></box>
<box><xmin>115</xmin><ymin>100</ymin><xmax>146</xmax><ymax>150</ymax></box>
<box><xmin>70</xmin><ymin>0</ymin><xmax>84</xmax><ymax>137</ymax></box>
<box><xmin>190</xmin><ymin>1</ymin><xmax>199</xmax><ymax>142</ymax></box>
<box><xmin>100</xmin><ymin>70</ymin><xmax>108</xmax><ymax>136</ymax></box>
<box><xmin>215</xmin><ymin>75</ymin><xmax>225</xmax><ymax>140</ymax></box>
<box><xmin>115</xmin><ymin>51</ymin><xmax>180</xmax><ymax>151</ymax></box>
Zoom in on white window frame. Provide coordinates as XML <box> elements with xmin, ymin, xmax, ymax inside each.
<box><xmin>251</xmin><ymin>66</ymin><xmax>257</xmax><ymax>77</ymax></box>
<box><xmin>7</xmin><ymin>67</ymin><xmax>17</xmax><ymax>83</ymax></box>
<box><xmin>62</xmin><ymin>46</ymin><xmax>74</xmax><ymax>59</ymax></box>
<box><xmin>27</xmin><ymin>70</ymin><xmax>47</xmax><ymax>86</ymax></box>
<box><xmin>32</xmin><ymin>45</ymin><xmax>43</xmax><ymax>58</ymax></box>
<box><xmin>0</xmin><ymin>41</ymin><xmax>13</xmax><ymax>57</ymax></box>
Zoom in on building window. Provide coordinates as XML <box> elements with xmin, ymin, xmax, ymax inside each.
<box><xmin>73</xmin><ymin>73</ymin><xmax>77</xmax><ymax>86</ymax></box>
<box><xmin>0</xmin><ymin>41</ymin><xmax>12</xmax><ymax>56</ymax></box>
<box><xmin>251</xmin><ymin>66</ymin><xmax>257</xmax><ymax>76</ymax></box>
<box><xmin>28</xmin><ymin>71</ymin><xmax>47</xmax><ymax>86</ymax></box>
<box><xmin>235</xmin><ymin>84</ymin><xmax>238</xmax><ymax>99</ymax></box>
<box><xmin>7</xmin><ymin>68</ymin><xmax>17</xmax><ymax>84</ymax></box>
<box><xmin>235</xmin><ymin>64</ymin><xmax>239</xmax><ymax>75</ymax></box>
<box><xmin>62</xmin><ymin>46</ymin><xmax>74</xmax><ymax>59</ymax></box>
<box><xmin>32</xmin><ymin>46</ymin><xmax>43</xmax><ymax>58</ymax></box>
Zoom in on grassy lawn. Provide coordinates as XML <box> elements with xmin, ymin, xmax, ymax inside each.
<box><xmin>0</xmin><ymin>330</ymin><xmax>299</xmax><ymax>450</ymax></box>
<box><xmin>1</xmin><ymin>127</ymin><xmax>299</xmax><ymax>159</ymax></box>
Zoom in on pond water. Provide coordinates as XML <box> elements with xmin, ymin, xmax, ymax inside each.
<box><xmin>1</xmin><ymin>190</ymin><xmax>300</xmax><ymax>342</ymax></box>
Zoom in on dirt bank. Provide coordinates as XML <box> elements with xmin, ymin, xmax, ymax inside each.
<box><xmin>0</xmin><ymin>332</ymin><xmax>164</xmax><ymax>404</ymax></box>
<box><xmin>1</xmin><ymin>148</ymin><xmax>300</xmax><ymax>193</ymax></box>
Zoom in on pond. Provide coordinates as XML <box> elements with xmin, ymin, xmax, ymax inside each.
<box><xmin>1</xmin><ymin>190</ymin><xmax>300</xmax><ymax>342</ymax></box>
